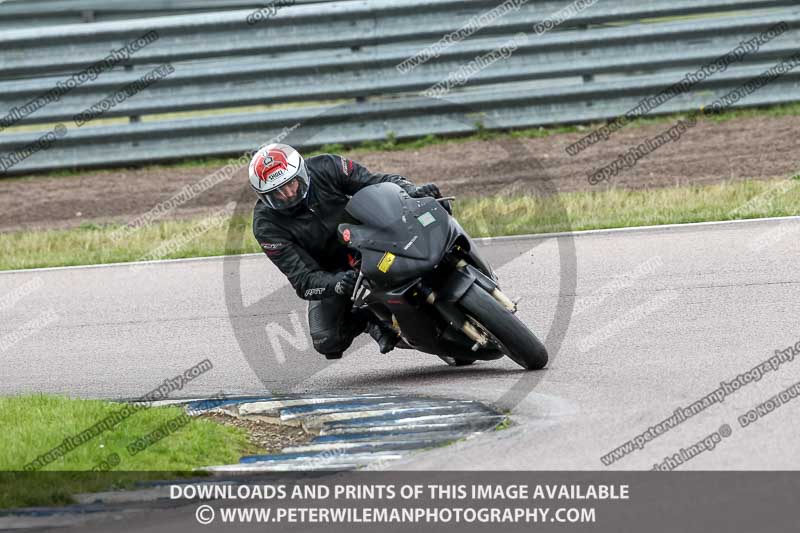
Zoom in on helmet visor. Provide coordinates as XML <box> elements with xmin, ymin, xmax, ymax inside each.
<box><xmin>258</xmin><ymin>164</ymin><xmax>310</xmax><ymax>210</ymax></box>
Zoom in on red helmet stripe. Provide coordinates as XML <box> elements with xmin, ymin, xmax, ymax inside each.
<box><xmin>256</xmin><ymin>148</ymin><xmax>292</xmax><ymax>184</ymax></box>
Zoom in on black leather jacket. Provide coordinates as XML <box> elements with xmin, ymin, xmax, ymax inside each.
<box><xmin>252</xmin><ymin>154</ymin><xmax>417</xmax><ymax>300</ymax></box>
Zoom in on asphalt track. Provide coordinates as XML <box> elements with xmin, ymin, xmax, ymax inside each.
<box><xmin>2</xmin><ymin>216</ymin><xmax>800</xmax><ymax>470</ymax></box>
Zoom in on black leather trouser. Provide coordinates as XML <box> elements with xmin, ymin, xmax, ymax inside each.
<box><xmin>307</xmin><ymin>297</ymin><xmax>370</xmax><ymax>358</ymax></box>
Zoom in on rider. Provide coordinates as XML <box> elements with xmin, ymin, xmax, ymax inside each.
<box><xmin>249</xmin><ymin>143</ymin><xmax>444</xmax><ymax>360</ymax></box>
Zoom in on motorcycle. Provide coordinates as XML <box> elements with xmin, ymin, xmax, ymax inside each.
<box><xmin>338</xmin><ymin>182</ymin><xmax>548</xmax><ymax>370</ymax></box>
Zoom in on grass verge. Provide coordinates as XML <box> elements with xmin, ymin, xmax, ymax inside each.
<box><xmin>0</xmin><ymin>395</ymin><xmax>259</xmax><ymax>508</ymax></box>
<box><xmin>1</xmin><ymin>177</ymin><xmax>799</xmax><ymax>271</ymax></box>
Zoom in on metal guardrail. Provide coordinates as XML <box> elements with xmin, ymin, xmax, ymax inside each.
<box><xmin>0</xmin><ymin>0</ymin><xmax>799</xmax><ymax>174</ymax></box>
<box><xmin>3</xmin><ymin>0</ymin><xmax>797</xmax><ymax>76</ymax></box>
<box><xmin>0</xmin><ymin>0</ymin><xmax>334</xmax><ymax>29</ymax></box>
<box><xmin>3</xmin><ymin>10</ymin><xmax>799</xmax><ymax>124</ymax></box>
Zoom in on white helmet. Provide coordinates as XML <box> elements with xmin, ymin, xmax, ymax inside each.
<box><xmin>248</xmin><ymin>143</ymin><xmax>310</xmax><ymax>210</ymax></box>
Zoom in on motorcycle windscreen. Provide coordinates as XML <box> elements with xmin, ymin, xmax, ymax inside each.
<box><xmin>345</xmin><ymin>182</ymin><xmax>407</xmax><ymax>229</ymax></box>
<box><xmin>341</xmin><ymin>191</ymin><xmax>451</xmax><ymax>286</ymax></box>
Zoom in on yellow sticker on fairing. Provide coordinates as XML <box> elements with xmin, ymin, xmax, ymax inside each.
<box><xmin>377</xmin><ymin>252</ymin><xmax>396</xmax><ymax>273</ymax></box>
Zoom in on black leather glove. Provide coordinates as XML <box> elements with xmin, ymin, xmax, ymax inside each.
<box><xmin>330</xmin><ymin>270</ymin><xmax>358</xmax><ymax>297</ymax></box>
<box><xmin>411</xmin><ymin>183</ymin><xmax>442</xmax><ymax>199</ymax></box>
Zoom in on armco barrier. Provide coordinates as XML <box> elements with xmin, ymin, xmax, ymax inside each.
<box><xmin>0</xmin><ymin>0</ymin><xmax>798</xmax><ymax>174</ymax></box>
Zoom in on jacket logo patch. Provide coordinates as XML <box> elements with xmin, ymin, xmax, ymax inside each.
<box><xmin>341</xmin><ymin>157</ymin><xmax>353</xmax><ymax>176</ymax></box>
<box><xmin>261</xmin><ymin>242</ymin><xmax>287</xmax><ymax>250</ymax></box>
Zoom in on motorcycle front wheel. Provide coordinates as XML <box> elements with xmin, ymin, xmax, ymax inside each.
<box><xmin>458</xmin><ymin>285</ymin><xmax>548</xmax><ymax>370</ymax></box>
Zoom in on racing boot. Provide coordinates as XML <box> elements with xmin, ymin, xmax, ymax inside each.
<box><xmin>365</xmin><ymin>316</ymin><xmax>400</xmax><ymax>354</ymax></box>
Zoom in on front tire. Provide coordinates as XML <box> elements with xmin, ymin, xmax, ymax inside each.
<box><xmin>458</xmin><ymin>285</ymin><xmax>548</xmax><ymax>370</ymax></box>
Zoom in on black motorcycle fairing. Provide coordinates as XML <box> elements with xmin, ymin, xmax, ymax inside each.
<box><xmin>437</xmin><ymin>264</ymin><xmax>498</xmax><ymax>303</ymax></box>
<box><xmin>445</xmin><ymin>217</ymin><xmax>499</xmax><ymax>282</ymax></box>
<box><xmin>335</xmin><ymin>182</ymin><xmax>520</xmax><ymax>363</ymax></box>
<box><xmin>360</xmin><ymin>276</ymin><xmax>420</xmax><ymax>322</ymax></box>
<box><xmin>464</xmin><ymin>240</ymin><xmax>498</xmax><ymax>282</ymax></box>
<box><xmin>338</xmin><ymin>183</ymin><xmax>450</xmax><ymax>287</ymax></box>
<box><xmin>377</xmin><ymin>292</ymin><xmax>503</xmax><ymax>361</ymax></box>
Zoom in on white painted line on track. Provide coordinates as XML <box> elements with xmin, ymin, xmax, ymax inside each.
<box><xmin>2</xmin><ymin>215</ymin><xmax>798</xmax><ymax>275</ymax></box>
